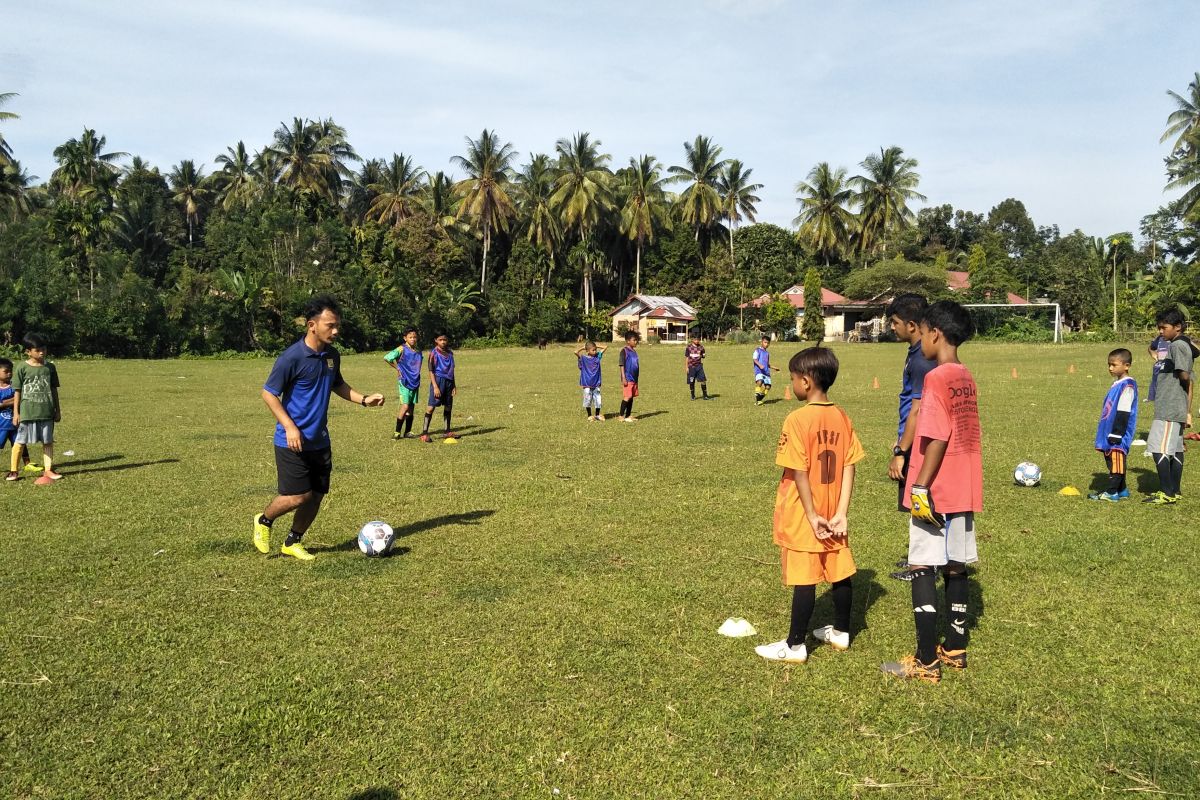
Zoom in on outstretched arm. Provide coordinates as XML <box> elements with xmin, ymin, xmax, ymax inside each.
<box><xmin>332</xmin><ymin>382</ymin><xmax>385</xmax><ymax>408</ymax></box>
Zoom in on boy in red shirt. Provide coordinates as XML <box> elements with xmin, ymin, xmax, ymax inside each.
<box><xmin>882</xmin><ymin>301</ymin><xmax>982</xmax><ymax>683</ymax></box>
<box><xmin>756</xmin><ymin>347</ymin><xmax>865</xmax><ymax>663</ymax></box>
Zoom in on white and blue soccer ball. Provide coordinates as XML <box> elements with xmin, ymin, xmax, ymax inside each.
<box><xmin>357</xmin><ymin>520</ymin><xmax>396</xmax><ymax>557</ymax></box>
<box><xmin>1013</xmin><ymin>461</ymin><xmax>1042</xmax><ymax>487</ymax></box>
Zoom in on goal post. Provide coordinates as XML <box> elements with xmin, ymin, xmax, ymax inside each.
<box><xmin>962</xmin><ymin>302</ymin><xmax>1063</xmax><ymax>343</ymax></box>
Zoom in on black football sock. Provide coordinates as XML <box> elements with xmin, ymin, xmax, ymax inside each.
<box><xmin>943</xmin><ymin>570</ymin><xmax>970</xmax><ymax>651</ymax></box>
<box><xmin>1170</xmin><ymin>452</ymin><xmax>1184</xmax><ymax>496</ymax></box>
<box><xmin>701</xmin><ymin>383</ymin><xmax>709</xmax><ymax>398</ymax></box>
<box><xmin>787</xmin><ymin>585</ymin><xmax>816</xmax><ymax>648</ymax></box>
<box><xmin>626</xmin><ymin>399</ymin><xmax>635</xmax><ymax>417</ymax></box>
<box><xmin>258</xmin><ymin>514</ymin><xmax>273</xmax><ymax>528</ymax></box>
<box><xmin>443</xmin><ymin>399</ymin><xmax>453</xmax><ymax>432</ymax></box>
<box><xmin>284</xmin><ymin>529</ymin><xmax>304</xmax><ymax>546</ymax></box>
<box><xmin>422</xmin><ymin>412</ymin><xmax>433</xmax><ymax>435</ymax></box>
<box><xmin>404</xmin><ymin>408</ymin><xmax>414</xmax><ymax>435</ymax></box>
<box><xmin>594</xmin><ymin>405</ymin><xmax>601</xmax><ymax>417</ymax></box>
<box><xmin>585</xmin><ymin>406</ymin><xmax>592</xmax><ymax>418</ymax></box>
<box><xmin>755</xmin><ymin>392</ymin><xmax>764</xmax><ymax>403</ymax></box>
<box><xmin>395</xmin><ymin>417</ymin><xmax>403</xmax><ymax>434</ymax></box>
<box><xmin>911</xmin><ymin>570</ymin><xmax>938</xmax><ymax>665</ymax></box>
<box><xmin>1155</xmin><ymin>454</ymin><xmax>1173</xmax><ymax>495</ymax></box>
<box><xmin>831</xmin><ymin>577</ymin><xmax>853</xmax><ymax>634</ymax></box>
<box><xmin>690</xmin><ymin>383</ymin><xmax>695</xmax><ymax>399</ymax></box>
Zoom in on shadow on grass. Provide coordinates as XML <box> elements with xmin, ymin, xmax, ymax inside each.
<box><xmin>68</xmin><ymin>458</ymin><xmax>180</xmax><ymax>476</ymax></box>
<box><xmin>57</xmin><ymin>454</ymin><xmax>122</xmax><ymax>469</ymax></box>
<box><xmin>451</xmin><ymin>425</ymin><xmax>505</xmax><ymax>438</ymax></box>
<box><xmin>348</xmin><ymin>789</ymin><xmax>398</xmax><ymax>800</ymax></box>
<box><xmin>1133</xmin><ymin>466</ymin><xmax>1158</xmax><ymax>494</ymax></box>
<box><xmin>307</xmin><ymin>509</ymin><xmax>496</xmax><ymax>554</ymax></box>
<box><xmin>1088</xmin><ymin>471</ymin><xmax>1111</xmax><ymax>493</ymax></box>
<box><xmin>636</xmin><ymin>410</ymin><xmax>668</xmax><ymax>420</ymax></box>
<box><xmin>810</xmin><ymin>568</ymin><xmax>887</xmax><ymax>648</ymax></box>
<box><xmin>761</xmin><ymin>398</ymin><xmax>783</xmax><ymax>406</ymax></box>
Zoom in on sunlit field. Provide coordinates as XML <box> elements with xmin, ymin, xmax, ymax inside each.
<box><xmin>3</xmin><ymin>340</ymin><xmax>1198</xmax><ymax>799</ymax></box>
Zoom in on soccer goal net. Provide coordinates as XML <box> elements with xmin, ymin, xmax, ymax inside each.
<box><xmin>963</xmin><ymin>303</ymin><xmax>1063</xmax><ymax>343</ymax></box>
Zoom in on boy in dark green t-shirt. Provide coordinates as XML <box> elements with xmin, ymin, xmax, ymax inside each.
<box><xmin>8</xmin><ymin>333</ymin><xmax>63</xmax><ymax>483</ymax></box>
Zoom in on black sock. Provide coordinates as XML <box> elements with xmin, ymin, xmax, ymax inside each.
<box><xmin>404</xmin><ymin>409</ymin><xmax>414</xmax><ymax>435</ymax></box>
<box><xmin>689</xmin><ymin>384</ymin><xmax>695</xmax><ymax>398</ymax></box>
<box><xmin>585</xmin><ymin>406</ymin><xmax>592</xmax><ymax>418</ymax></box>
<box><xmin>395</xmin><ymin>417</ymin><xmax>403</xmax><ymax>434</ymax></box>
<box><xmin>912</xmin><ymin>569</ymin><xmax>938</xmax><ymax>665</ymax></box>
<box><xmin>787</xmin><ymin>585</ymin><xmax>816</xmax><ymax>648</ymax></box>
<box><xmin>618</xmin><ymin>399</ymin><xmax>628</xmax><ymax>417</ymax></box>
<box><xmin>284</xmin><ymin>529</ymin><xmax>303</xmax><ymax>546</ymax></box>
<box><xmin>943</xmin><ymin>570</ymin><xmax>970</xmax><ymax>651</ymax></box>
<box><xmin>1170</xmin><ymin>452</ymin><xmax>1184</xmax><ymax>496</ymax></box>
<box><xmin>594</xmin><ymin>406</ymin><xmax>601</xmax><ymax>417</ymax></box>
<box><xmin>258</xmin><ymin>514</ymin><xmax>273</xmax><ymax>528</ymax></box>
<box><xmin>1155</xmin><ymin>454</ymin><xmax>1174</xmax><ymax>495</ymax></box>
<box><xmin>831</xmin><ymin>577</ymin><xmax>853</xmax><ymax>634</ymax></box>
<box><xmin>422</xmin><ymin>412</ymin><xmax>433</xmax><ymax>435</ymax></box>
<box><xmin>626</xmin><ymin>399</ymin><xmax>635</xmax><ymax>417</ymax></box>
<box><xmin>701</xmin><ymin>383</ymin><xmax>708</xmax><ymax>398</ymax></box>
<box><xmin>755</xmin><ymin>392</ymin><xmax>764</xmax><ymax>403</ymax></box>
<box><xmin>443</xmin><ymin>403</ymin><xmax>453</xmax><ymax>432</ymax></box>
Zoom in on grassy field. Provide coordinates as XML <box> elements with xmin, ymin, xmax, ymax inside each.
<box><xmin>3</xmin><ymin>340</ymin><xmax>1198</xmax><ymax>799</ymax></box>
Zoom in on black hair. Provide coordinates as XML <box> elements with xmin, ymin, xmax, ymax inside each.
<box><xmin>921</xmin><ymin>300</ymin><xmax>975</xmax><ymax>346</ymax></box>
<box><xmin>760</xmin><ymin>334</ymin><xmax>770</xmax><ymax>342</ymax></box>
<box><xmin>22</xmin><ymin>332</ymin><xmax>48</xmax><ymax>351</ymax></box>
<box><xmin>302</xmin><ymin>295</ymin><xmax>341</xmax><ymax>322</ymax></box>
<box><xmin>886</xmin><ymin>293</ymin><xmax>928</xmax><ymax>324</ymax></box>
<box><xmin>1108</xmin><ymin>348</ymin><xmax>1133</xmax><ymax>365</ymax></box>
<box><xmin>1156</xmin><ymin>306</ymin><xmax>1186</xmax><ymax>328</ymax></box>
<box><xmin>0</xmin><ymin>357</ymin><xmax>11</xmax><ymax>372</ymax></box>
<box><xmin>625</xmin><ymin>330</ymin><xmax>641</xmax><ymax>342</ymax></box>
<box><xmin>402</xmin><ymin>326</ymin><xmax>418</xmax><ymax>338</ymax></box>
<box><xmin>788</xmin><ymin>346</ymin><xmax>839</xmax><ymax>391</ymax></box>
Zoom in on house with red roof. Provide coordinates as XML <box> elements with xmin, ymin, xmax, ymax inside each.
<box><xmin>946</xmin><ymin>271</ymin><xmax>1029</xmax><ymax>305</ymax></box>
<box><xmin>740</xmin><ymin>284</ymin><xmax>875</xmax><ymax>341</ymax></box>
<box><xmin>609</xmin><ymin>294</ymin><xmax>697</xmax><ymax>342</ymax></box>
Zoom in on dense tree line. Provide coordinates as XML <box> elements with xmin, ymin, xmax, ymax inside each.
<box><xmin>0</xmin><ymin>74</ymin><xmax>1197</xmax><ymax>355</ymax></box>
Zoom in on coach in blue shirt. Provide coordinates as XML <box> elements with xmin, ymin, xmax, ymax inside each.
<box><xmin>252</xmin><ymin>295</ymin><xmax>384</xmax><ymax>561</ymax></box>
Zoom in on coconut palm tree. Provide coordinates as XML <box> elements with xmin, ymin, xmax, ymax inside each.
<box><xmin>50</xmin><ymin>128</ymin><xmax>126</xmax><ymax>200</ymax></box>
<box><xmin>516</xmin><ymin>153</ymin><xmax>561</xmax><ymax>258</ymax></box>
<box><xmin>169</xmin><ymin>160</ymin><xmax>210</xmax><ymax>245</ymax></box>
<box><xmin>0</xmin><ymin>159</ymin><xmax>37</xmax><ymax>226</ymax></box>
<box><xmin>668</xmin><ymin>135</ymin><xmax>727</xmax><ymax>243</ymax></box>
<box><xmin>850</xmin><ymin>146</ymin><xmax>926</xmax><ymax>257</ymax></box>
<box><xmin>1161</xmin><ymin>72</ymin><xmax>1200</xmax><ymax>153</ymax></box>
<box><xmin>551</xmin><ymin>133</ymin><xmax>613</xmax><ymax>312</ymax></box>
<box><xmin>794</xmin><ymin>162</ymin><xmax>857</xmax><ymax>267</ymax></box>
<box><xmin>0</xmin><ymin>91</ymin><xmax>18</xmax><ymax>167</ymax></box>
<box><xmin>366</xmin><ymin>153</ymin><xmax>427</xmax><ymax>227</ymax></box>
<box><xmin>213</xmin><ymin>141</ymin><xmax>260</xmax><ymax>211</ymax></box>
<box><xmin>422</xmin><ymin>170</ymin><xmax>460</xmax><ymax>231</ymax></box>
<box><xmin>1166</xmin><ymin>127</ymin><xmax>1200</xmax><ymax>219</ymax></box>
<box><xmin>716</xmin><ymin>159</ymin><xmax>763</xmax><ymax>276</ymax></box>
<box><xmin>267</xmin><ymin>117</ymin><xmax>358</xmax><ymax>203</ymax></box>
<box><xmin>451</xmin><ymin>129</ymin><xmax>518</xmax><ymax>291</ymax></box>
<box><xmin>618</xmin><ymin>155</ymin><xmax>672</xmax><ymax>295</ymax></box>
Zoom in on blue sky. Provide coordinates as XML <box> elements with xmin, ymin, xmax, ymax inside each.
<box><xmin>5</xmin><ymin>0</ymin><xmax>1198</xmax><ymax>239</ymax></box>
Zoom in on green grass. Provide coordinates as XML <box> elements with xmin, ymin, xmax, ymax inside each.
<box><xmin>3</xmin><ymin>341</ymin><xmax>1199</xmax><ymax>799</ymax></box>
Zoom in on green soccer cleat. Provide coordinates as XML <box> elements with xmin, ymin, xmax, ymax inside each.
<box><xmin>23</xmin><ymin>462</ymin><xmax>43</xmax><ymax>473</ymax></box>
<box><xmin>1142</xmin><ymin>491</ymin><xmax>1179</xmax><ymax>505</ymax></box>
<box><xmin>280</xmin><ymin>541</ymin><xmax>315</xmax><ymax>561</ymax></box>
<box><xmin>252</xmin><ymin>515</ymin><xmax>271</xmax><ymax>554</ymax></box>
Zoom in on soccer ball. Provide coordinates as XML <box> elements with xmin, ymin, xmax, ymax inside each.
<box><xmin>1013</xmin><ymin>461</ymin><xmax>1042</xmax><ymax>487</ymax></box>
<box><xmin>357</xmin><ymin>520</ymin><xmax>395</xmax><ymax>557</ymax></box>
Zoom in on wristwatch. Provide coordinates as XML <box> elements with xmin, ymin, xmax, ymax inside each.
<box><xmin>892</xmin><ymin>445</ymin><xmax>904</xmax><ymax>457</ymax></box>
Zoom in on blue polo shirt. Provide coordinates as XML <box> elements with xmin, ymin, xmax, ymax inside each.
<box><xmin>264</xmin><ymin>338</ymin><xmax>344</xmax><ymax>450</ymax></box>
<box><xmin>898</xmin><ymin>341</ymin><xmax>936</xmax><ymax>440</ymax></box>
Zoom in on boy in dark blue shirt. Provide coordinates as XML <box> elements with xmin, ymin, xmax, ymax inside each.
<box><xmin>420</xmin><ymin>334</ymin><xmax>457</xmax><ymax>442</ymax></box>
<box><xmin>575</xmin><ymin>341</ymin><xmax>608</xmax><ymax>421</ymax></box>
<box><xmin>253</xmin><ymin>296</ymin><xmax>385</xmax><ymax>561</ymax></box>
<box><xmin>618</xmin><ymin>331</ymin><xmax>641</xmax><ymax>421</ymax></box>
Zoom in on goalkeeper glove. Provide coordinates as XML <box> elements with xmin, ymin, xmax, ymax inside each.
<box><xmin>910</xmin><ymin>484</ymin><xmax>945</xmax><ymax>527</ymax></box>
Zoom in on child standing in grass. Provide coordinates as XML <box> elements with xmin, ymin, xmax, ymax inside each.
<box><xmin>882</xmin><ymin>301</ymin><xmax>982</xmax><ymax>684</ymax></box>
<box><xmin>0</xmin><ymin>358</ymin><xmax>37</xmax><ymax>475</ymax></box>
<box><xmin>685</xmin><ymin>333</ymin><xmax>709</xmax><ymax>400</ymax></box>
<box><xmin>384</xmin><ymin>327</ymin><xmax>422</xmax><ymax>440</ymax></box>
<box><xmin>618</xmin><ymin>330</ymin><xmax>640</xmax><ymax>422</ymax></box>
<box><xmin>419</xmin><ymin>334</ymin><xmax>457</xmax><ymax>442</ymax></box>
<box><xmin>575</xmin><ymin>340</ymin><xmax>607</xmax><ymax>421</ymax></box>
<box><xmin>1144</xmin><ymin>307</ymin><xmax>1193</xmax><ymax>504</ymax></box>
<box><xmin>7</xmin><ymin>333</ymin><xmax>63</xmax><ymax>484</ymax></box>
<box><xmin>753</xmin><ymin>335</ymin><xmax>778</xmax><ymax>405</ymax></box>
<box><xmin>755</xmin><ymin>347</ymin><xmax>864</xmax><ymax>664</ymax></box>
<box><xmin>1089</xmin><ymin>348</ymin><xmax>1138</xmax><ymax>502</ymax></box>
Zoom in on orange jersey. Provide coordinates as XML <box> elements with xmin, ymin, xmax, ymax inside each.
<box><xmin>774</xmin><ymin>402</ymin><xmax>865</xmax><ymax>552</ymax></box>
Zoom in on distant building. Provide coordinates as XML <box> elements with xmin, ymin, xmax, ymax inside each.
<box><xmin>740</xmin><ymin>284</ymin><xmax>874</xmax><ymax>341</ymax></box>
<box><xmin>946</xmin><ymin>271</ymin><xmax>1029</xmax><ymax>305</ymax></box>
<box><xmin>610</xmin><ymin>294</ymin><xmax>697</xmax><ymax>342</ymax></box>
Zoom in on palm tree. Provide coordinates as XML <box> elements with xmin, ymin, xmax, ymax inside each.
<box><xmin>346</xmin><ymin>158</ymin><xmax>385</xmax><ymax>222</ymax></box>
<box><xmin>366</xmin><ymin>153</ymin><xmax>427</xmax><ymax>227</ymax></box>
<box><xmin>618</xmin><ymin>155</ymin><xmax>672</xmax><ymax>295</ymax></box>
<box><xmin>1166</xmin><ymin>127</ymin><xmax>1200</xmax><ymax>219</ymax></box>
<box><xmin>716</xmin><ymin>159</ymin><xmax>763</xmax><ymax>277</ymax></box>
<box><xmin>213</xmin><ymin>142</ymin><xmax>260</xmax><ymax>211</ymax></box>
<box><xmin>169</xmin><ymin>160</ymin><xmax>209</xmax><ymax>245</ymax></box>
<box><xmin>0</xmin><ymin>159</ymin><xmax>37</xmax><ymax>226</ymax></box>
<box><xmin>516</xmin><ymin>154</ymin><xmax>561</xmax><ymax>258</ymax></box>
<box><xmin>0</xmin><ymin>92</ymin><xmax>18</xmax><ymax>167</ymax></box>
<box><xmin>551</xmin><ymin>133</ymin><xmax>614</xmax><ymax>313</ymax></box>
<box><xmin>451</xmin><ymin>129</ymin><xmax>518</xmax><ymax>290</ymax></box>
<box><xmin>422</xmin><ymin>170</ymin><xmax>460</xmax><ymax>231</ymax></box>
<box><xmin>794</xmin><ymin>162</ymin><xmax>857</xmax><ymax>267</ymax></box>
<box><xmin>50</xmin><ymin>128</ymin><xmax>126</xmax><ymax>200</ymax></box>
<box><xmin>668</xmin><ymin>135</ymin><xmax>727</xmax><ymax>242</ymax></box>
<box><xmin>850</xmin><ymin>146</ymin><xmax>926</xmax><ymax>257</ymax></box>
<box><xmin>267</xmin><ymin>117</ymin><xmax>358</xmax><ymax>203</ymax></box>
<box><xmin>1161</xmin><ymin>72</ymin><xmax>1200</xmax><ymax>153</ymax></box>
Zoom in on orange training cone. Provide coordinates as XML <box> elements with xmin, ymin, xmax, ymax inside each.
<box><xmin>784</xmin><ymin>386</ymin><xmax>793</xmax><ymax>400</ymax></box>
<box><xmin>872</xmin><ymin>376</ymin><xmax>880</xmax><ymax>390</ymax></box>
<box><xmin>1069</xmin><ymin>364</ymin><xmax>1076</xmax><ymax>374</ymax></box>
<box><xmin>1011</xmin><ymin>367</ymin><xmax>1018</xmax><ymax>379</ymax></box>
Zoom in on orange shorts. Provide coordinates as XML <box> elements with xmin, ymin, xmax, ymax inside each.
<box><xmin>622</xmin><ymin>381</ymin><xmax>639</xmax><ymax>400</ymax></box>
<box><xmin>780</xmin><ymin>546</ymin><xmax>856</xmax><ymax>586</ymax></box>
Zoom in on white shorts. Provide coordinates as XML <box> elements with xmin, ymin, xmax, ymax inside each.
<box><xmin>15</xmin><ymin>420</ymin><xmax>54</xmax><ymax>445</ymax></box>
<box><xmin>908</xmin><ymin>512</ymin><xmax>977</xmax><ymax>567</ymax></box>
<box><xmin>581</xmin><ymin>387</ymin><xmax>601</xmax><ymax>409</ymax></box>
<box><xmin>1147</xmin><ymin>419</ymin><xmax>1184</xmax><ymax>455</ymax></box>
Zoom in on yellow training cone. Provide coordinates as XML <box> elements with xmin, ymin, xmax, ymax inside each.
<box><xmin>1058</xmin><ymin>486</ymin><xmax>1081</xmax><ymax>496</ymax></box>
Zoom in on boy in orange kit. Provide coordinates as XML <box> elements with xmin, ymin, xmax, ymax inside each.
<box><xmin>756</xmin><ymin>347</ymin><xmax>865</xmax><ymax>663</ymax></box>
<box><xmin>882</xmin><ymin>300</ymin><xmax>983</xmax><ymax>683</ymax></box>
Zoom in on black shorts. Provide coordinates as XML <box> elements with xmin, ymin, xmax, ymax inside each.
<box><xmin>428</xmin><ymin>377</ymin><xmax>455</xmax><ymax>408</ymax></box>
<box><xmin>687</xmin><ymin>365</ymin><xmax>707</xmax><ymax>384</ymax></box>
<box><xmin>275</xmin><ymin>446</ymin><xmax>332</xmax><ymax>496</ymax></box>
<box><xmin>896</xmin><ymin>449</ymin><xmax>911</xmax><ymax>512</ymax></box>
<box><xmin>0</xmin><ymin>428</ymin><xmax>15</xmax><ymax>448</ymax></box>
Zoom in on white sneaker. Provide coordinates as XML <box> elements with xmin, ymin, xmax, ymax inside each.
<box><xmin>754</xmin><ymin>640</ymin><xmax>807</xmax><ymax>663</ymax></box>
<box><xmin>812</xmin><ymin>625</ymin><xmax>850</xmax><ymax>651</ymax></box>
<box><xmin>622</xmin><ymin>416</ymin><xmax>638</xmax><ymax>423</ymax></box>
